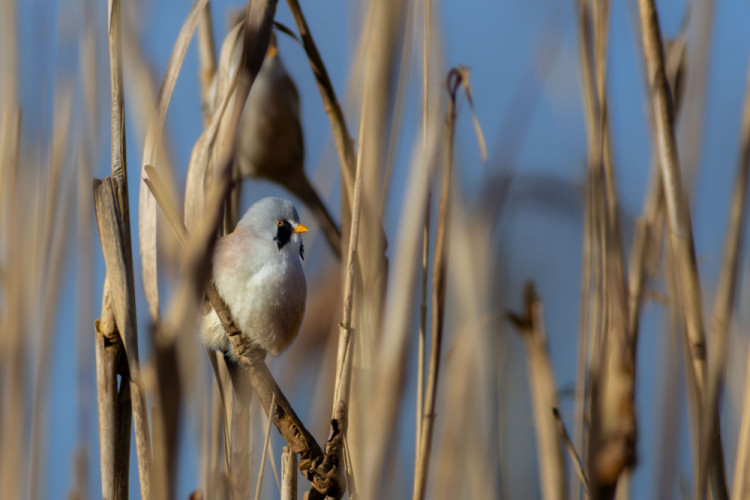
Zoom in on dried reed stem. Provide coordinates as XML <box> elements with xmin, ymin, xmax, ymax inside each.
<box><xmin>573</xmin><ymin>4</ymin><xmax>597</xmax><ymax>495</ymax></box>
<box><xmin>0</xmin><ymin>53</ymin><xmax>17</xmax><ymax>444</ymax></box>
<box><xmin>197</xmin><ymin>1</ymin><xmax>217</xmax><ymax>124</ymax></box>
<box><xmin>138</xmin><ymin>5</ymin><xmax>214</xmax><ymax>496</ymax></box>
<box><xmin>75</xmin><ymin>79</ymin><xmax>96</xmax><ymax>500</ymax></box>
<box><xmin>285</xmin><ymin>0</ymin><xmax>356</xmax><ymax>208</ymax></box>
<box><xmin>228</xmin><ymin>389</ymin><xmax>253</xmax><ymax>499</ymax></box>
<box><xmin>207</xmin><ymin>284</ymin><xmax>341</xmax><ymax>496</ymax></box>
<box><xmin>573</xmin><ymin>198</ymin><xmax>593</xmax><ymax>500</ymax></box>
<box><xmin>99</xmin><ymin>2</ymin><xmax>153</xmax><ymax>496</ymax></box>
<box><xmin>677</xmin><ymin>0</ymin><xmax>715</xmax><ymax>193</ymax></box>
<box><xmin>577</xmin><ymin>1</ymin><xmax>635</xmax><ymax>494</ymax></box>
<box><xmin>139</xmin><ymin>0</ymin><xmax>209</xmax><ymax>326</ymax></box>
<box><xmin>573</xmin><ymin>126</ymin><xmax>593</xmax><ymax>500</ymax></box>
<box><xmin>28</xmin><ymin>88</ymin><xmax>75</xmax><ymax>500</ymax></box>
<box><xmin>703</xmin><ymin>58</ymin><xmax>750</xmax><ymax>498</ymax></box>
<box><xmin>733</xmin><ymin>342</ymin><xmax>750</xmax><ymax>500</ymax></box>
<box><xmin>327</xmin><ymin>47</ymin><xmax>370</xmax><ymax>499</ymax></box>
<box><xmin>415</xmin><ymin>0</ymin><xmax>432</xmax><ymax>472</ymax></box>
<box><xmin>380</xmin><ymin>0</ymin><xmax>415</xmax><ymax>216</ymax></box>
<box><xmin>627</xmin><ymin>36</ymin><xmax>685</xmax><ymax>358</ymax></box>
<box><xmin>554</xmin><ymin>408</ymin><xmax>590</xmax><ymax>495</ymax></box>
<box><xmin>281</xmin><ymin>445</ymin><xmax>297</xmax><ymax>500</ymax></box>
<box><xmin>636</xmin><ymin>0</ymin><xmax>706</xmax><ymax>396</ymax></box>
<box><xmin>635</xmin><ymin>1</ymin><xmax>730</xmax><ymax>498</ymax></box>
<box><xmin>254</xmin><ymin>395</ymin><xmax>277</xmax><ymax>500</ymax></box>
<box><xmin>508</xmin><ymin>283</ymin><xmax>565</xmax><ymax>500</ymax></box>
<box><xmin>732</xmin><ymin>75</ymin><xmax>750</xmax><ymax>497</ymax></box>
<box><xmin>94</xmin><ymin>286</ymin><xmax>129</xmax><ymax>500</ymax></box>
<box><xmin>664</xmin><ymin>235</ymin><xmax>703</xmax><ymax>489</ymax></box>
<box><xmin>367</xmin><ymin>64</ymin><xmax>438</xmax><ymax>500</ymax></box>
<box><xmin>93</xmin><ymin>178</ymin><xmax>153</xmax><ymax>499</ymax></box>
<box><xmin>626</xmin><ymin>35</ymin><xmax>688</xmax><ymax>500</ymax></box>
<box><xmin>413</xmin><ymin>65</ymin><xmax>461</xmax><ymax>500</ymax></box>
<box><xmin>416</xmin><ymin>194</ymin><xmax>430</xmax><ymax>467</ymax></box>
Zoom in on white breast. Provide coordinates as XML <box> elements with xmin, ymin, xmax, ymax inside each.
<box><xmin>202</xmin><ymin>240</ymin><xmax>306</xmax><ymax>358</ymax></box>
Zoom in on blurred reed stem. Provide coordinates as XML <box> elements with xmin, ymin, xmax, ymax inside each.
<box><xmin>577</xmin><ymin>0</ymin><xmax>636</xmax><ymax>496</ymax></box>
<box><xmin>197</xmin><ymin>1</ymin><xmax>217</xmax><ymax>124</ymax></box>
<box><xmin>92</xmin><ymin>2</ymin><xmax>154</xmax><ymax>498</ymax></box>
<box><xmin>413</xmin><ymin>64</ymin><xmax>464</xmax><ymax>500</ymax></box>
<box><xmin>573</xmin><ymin>3</ymin><xmax>597</xmax><ymax>496</ymax></box>
<box><xmin>733</xmin><ymin>72</ymin><xmax>750</xmax><ymax>496</ymax></box>
<box><xmin>678</xmin><ymin>0</ymin><xmax>714</xmax><ymax>195</ymax></box>
<box><xmin>329</xmin><ymin>42</ymin><xmax>370</xmax><ymax>497</ymax></box>
<box><xmin>636</xmin><ymin>0</ymin><xmax>706</xmax><ymax>403</ymax></box>
<box><xmin>415</xmin><ymin>0</ymin><xmax>433</xmax><ymax>481</ymax></box>
<box><xmin>698</xmin><ymin>47</ymin><xmax>750</xmax><ymax>497</ymax></box>
<box><xmin>253</xmin><ymin>395</ymin><xmax>276</xmax><ymax>500</ymax></box>
<box><xmin>554</xmin><ymin>408</ymin><xmax>590</xmax><ymax>494</ymax></box>
<box><xmin>635</xmin><ymin>0</ymin><xmax>729</xmax><ymax>498</ymax></box>
<box><xmin>286</xmin><ymin>0</ymin><xmax>357</xmax><ymax>235</ymax></box>
<box><xmin>708</xmin><ymin>57</ymin><xmax>750</xmax><ymax>500</ymax></box>
<box><xmin>508</xmin><ymin>283</ymin><xmax>565</xmax><ymax>500</ymax></box>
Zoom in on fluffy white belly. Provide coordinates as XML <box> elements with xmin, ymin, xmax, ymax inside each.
<box><xmin>202</xmin><ymin>258</ymin><xmax>306</xmax><ymax>358</ymax></box>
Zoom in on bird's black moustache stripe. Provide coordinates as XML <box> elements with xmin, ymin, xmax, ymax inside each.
<box><xmin>274</xmin><ymin>222</ymin><xmax>293</xmax><ymax>250</ymax></box>
<box><xmin>274</xmin><ymin>221</ymin><xmax>304</xmax><ymax>259</ymax></box>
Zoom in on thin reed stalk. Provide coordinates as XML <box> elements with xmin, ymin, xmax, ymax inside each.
<box><xmin>197</xmin><ymin>2</ymin><xmax>217</xmax><ymax>124</ymax></box>
<box><xmin>416</xmin><ymin>193</ymin><xmax>430</xmax><ymax>470</ymax></box>
<box><xmin>413</xmin><ymin>66</ymin><xmax>461</xmax><ymax>500</ymax></box>
<box><xmin>380</xmin><ymin>1</ymin><xmax>415</xmax><ymax>216</ymax></box>
<box><xmin>508</xmin><ymin>283</ymin><xmax>565</xmax><ymax>500</ymax></box>
<box><xmin>577</xmin><ymin>1</ymin><xmax>635</xmax><ymax>495</ymax></box>
<box><xmin>678</xmin><ymin>0</ymin><xmax>715</xmax><ymax>194</ymax></box>
<box><xmin>415</xmin><ymin>0</ymin><xmax>433</xmax><ymax>477</ymax></box>
<box><xmin>281</xmin><ymin>446</ymin><xmax>297</xmax><ymax>500</ymax></box>
<box><xmin>636</xmin><ymin>0</ymin><xmax>706</xmax><ymax>397</ymax></box>
<box><xmin>328</xmin><ymin>47</ymin><xmax>369</xmax><ymax>498</ymax></box>
<box><xmin>703</xmin><ymin>58</ymin><xmax>750</xmax><ymax>498</ymax></box>
<box><xmin>635</xmin><ymin>1</ymin><xmax>728</xmax><ymax>498</ymax></box>
<box><xmin>285</xmin><ymin>0</ymin><xmax>356</xmax><ymax>212</ymax></box>
<box><xmin>733</xmin><ymin>341</ymin><xmax>750</xmax><ymax>500</ymax></box>
<box><xmin>627</xmin><ymin>6</ymin><xmax>686</xmax><ymax>358</ymax></box>
<box><xmin>94</xmin><ymin>2</ymin><xmax>153</xmax><ymax>497</ymax></box>
<box><xmin>139</xmin><ymin>0</ymin><xmax>209</xmax><ymax>326</ymax></box>
<box><xmin>254</xmin><ymin>395</ymin><xmax>276</xmax><ymax>500</ymax></box>
<box><xmin>138</xmin><ymin>3</ymin><xmax>212</xmax><ymax>496</ymax></box>
<box><xmin>573</xmin><ymin>4</ymin><xmax>597</xmax><ymax>496</ymax></box>
<box><xmin>554</xmin><ymin>408</ymin><xmax>590</xmax><ymax>494</ymax></box>
<box><xmin>93</xmin><ymin>178</ymin><xmax>153</xmax><ymax>499</ymax></box>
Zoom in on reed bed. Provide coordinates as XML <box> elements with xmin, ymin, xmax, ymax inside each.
<box><xmin>2</xmin><ymin>1</ymin><xmax>750</xmax><ymax>499</ymax></box>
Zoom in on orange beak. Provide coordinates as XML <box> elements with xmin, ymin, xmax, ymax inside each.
<box><xmin>293</xmin><ymin>224</ymin><xmax>309</xmax><ymax>234</ymax></box>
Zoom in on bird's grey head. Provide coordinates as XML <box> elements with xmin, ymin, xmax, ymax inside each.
<box><xmin>238</xmin><ymin>197</ymin><xmax>307</xmax><ymax>259</ymax></box>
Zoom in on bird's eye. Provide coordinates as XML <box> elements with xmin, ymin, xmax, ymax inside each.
<box><xmin>276</xmin><ymin>219</ymin><xmax>284</xmax><ymax>227</ymax></box>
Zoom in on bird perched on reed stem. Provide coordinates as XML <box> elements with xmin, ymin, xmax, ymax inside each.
<box><xmin>201</xmin><ymin>197</ymin><xmax>308</xmax><ymax>359</ymax></box>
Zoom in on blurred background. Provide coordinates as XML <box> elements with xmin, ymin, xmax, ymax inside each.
<box><xmin>2</xmin><ymin>0</ymin><xmax>750</xmax><ymax>498</ymax></box>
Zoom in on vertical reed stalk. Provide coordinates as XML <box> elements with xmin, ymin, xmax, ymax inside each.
<box><xmin>635</xmin><ymin>1</ymin><xmax>728</xmax><ymax>498</ymax></box>
<box><xmin>413</xmin><ymin>65</ymin><xmax>463</xmax><ymax>500</ymax></box>
<box><xmin>281</xmin><ymin>446</ymin><xmax>297</xmax><ymax>500</ymax></box>
<box><xmin>96</xmin><ymin>1</ymin><xmax>153</xmax><ymax>497</ymax></box>
<box><xmin>286</xmin><ymin>0</ymin><xmax>357</xmax><ymax>231</ymax></box>
<box><xmin>415</xmin><ymin>0</ymin><xmax>433</xmax><ymax>476</ymax></box>
<box><xmin>702</xmin><ymin>58</ymin><xmax>750</xmax><ymax>498</ymax></box>
<box><xmin>508</xmin><ymin>284</ymin><xmax>566</xmax><ymax>500</ymax></box>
